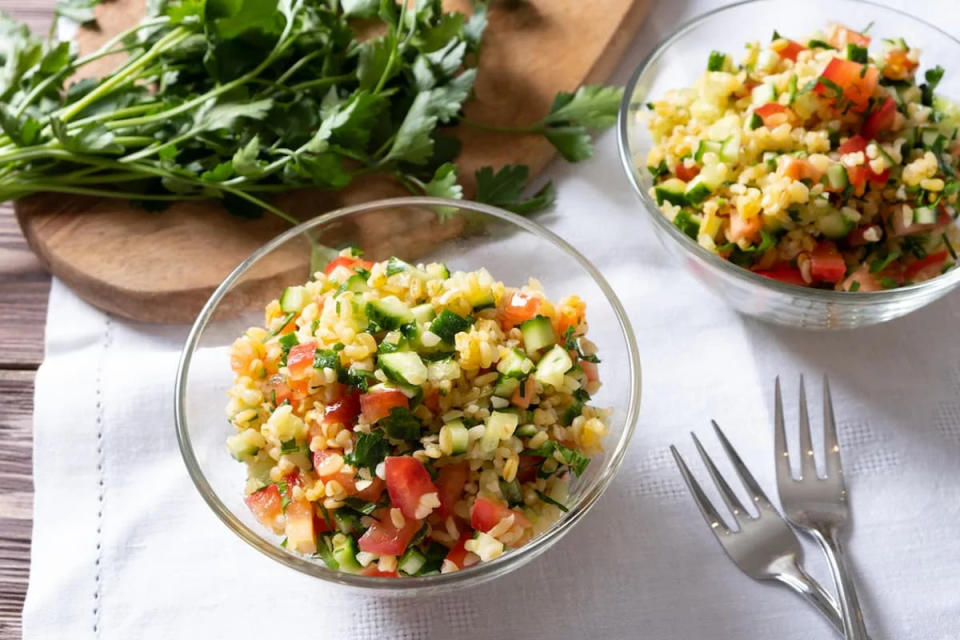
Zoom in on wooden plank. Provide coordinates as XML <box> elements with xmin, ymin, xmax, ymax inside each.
<box><xmin>0</xmin><ymin>371</ymin><xmax>36</xmax><ymax>640</ymax></box>
<box><xmin>0</xmin><ymin>206</ymin><xmax>50</xmax><ymax>370</ymax></box>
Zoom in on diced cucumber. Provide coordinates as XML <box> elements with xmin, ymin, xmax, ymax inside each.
<box><xmin>823</xmin><ymin>164</ymin><xmax>849</xmax><ymax>190</ymax></box>
<box><xmin>719</xmin><ymin>136</ymin><xmax>740</xmax><ymax>163</ymax></box>
<box><xmin>379</xmin><ymin>351</ymin><xmax>428</xmax><ymax>386</ymax></box>
<box><xmin>332</xmin><ymin>533</ymin><xmax>362</xmax><ymax>574</ymax></box>
<box><xmin>386</xmin><ymin>257</ymin><xmax>450</xmax><ymax>282</ymax></box>
<box><xmin>411</xmin><ymin>303</ymin><xmax>436</xmax><ymax>324</ymax></box>
<box><xmin>694</xmin><ymin>140</ymin><xmax>723</xmax><ymax>162</ymax></box>
<box><xmin>467</xmin><ymin>289</ymin><xmax>496</xmax><ymax>311</ymax></box>
<box><xmin>368</xmin><ymin>381</ymin><xmax>421</xmax><ymax>400</ymax></box>
<box><xmin>816</xmin><ymin>209</ymin><xmax>855</xmax><ymax>238</ymax></box>
<box><xmin>336</xmin><ymin>274</ymin><xmax>370</xmax><ymax>295</ymax></box>
<box><xmin>480</xmin><ymin>411</ymin><xmax>519</xmax><ymax>453</ymax></box>
<box><xmin>520</xmin><ymin>315</ymin><xmax>555</xmax><ymax>353</ymax></box>
<box><xmin>493</xmin><ymin>375</ymin><xmax>521</xmax><ymax>398</ymax></box>
<box><xmin>749</xmin><ymin>112</ymin><xmax>763</xmax><ymax>130</ymax></box>
<box><xmin>227</xmin><ymin>429</ymin><xmax>264</xmax><ymax>461</ymax></box>
<box><xmin>515</xmin><ymin>424</ymin><xmax>538</xmax><ymax>438</ymax></box>
<box><xmin>497</xmin><ymin>348</ymin><xmax>534</xmax><ymax>378</ymax></box>
<box><xmin>920</xmin><ymin>128</ymin><xmax>943</xmax><ymax>148</ymax></box>
<box><xmin>915</xmin><ymin>206</ymin><xmax>937</xmax><ymax>224</ymax></box>
<box><xmin>398</xmin><ymin>547</ymin><xmax>427</xmax><ymax>575</ymax></box>
<box><xmin>386</xmin><ymin>256</ymin><xmax>419</xmax><ymax>277</ymax></box>
<box><xmin>280</xmin><ymin>286</ymin><xmax>307</xmax><ymax>313</ymax></box>
<box><xmin>684</xmin><ymin>176</ymin><xmax>713</xmax><ymax>205</ymax></box>
<box><xmin>427</xmin><ymin>357</ymin><xmax>461</xmax><ymax>383</ymax></box>
<box><xmin>901</xmin><ymin>127</ymin><xmax>917</xmax><ymax>152</ymax></box>
<box><xmin>425</xmin><ymin>262</ymin><xmax>450</xmax><ymax>280</ymax></box>
<box><xmin>751</xmin><ymin>82</ymin><xmax>777</xmax><ymax>106</ymax></box>
<box><xmin>499</xmin><ymin>479</ymin><xmax>523</xmax><ymax>506</ymax></box>
<box><xmin>245</xmin><ymin>455</ymin><xmax>274</xmax><ymax>493</ymax></box>
<box><xmin>654</xmin><ymin>178</ymin><xmax>687</xmax><ymax>206</ymax></box>
<box><xmin>534</xmin><ymin>344</ymin><xmax>573</xmax><ymax>389</ymax></box>
<box><xmin>366</xmin><ymin>296</ymin><xmax>414</xmax><ymax>330</ymax></box>
<box><xmin>429</xmin><ymin>309</ymin><xmax>475</xmax><ymax>343</ymax></box>
<box><xmin>440</xmin><ymin>420</ymin><xmax>469</xmax><ymax>455</ymax></box>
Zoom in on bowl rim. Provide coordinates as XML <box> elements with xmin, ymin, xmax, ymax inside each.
<box><xmin>174</xmin><ymin>196</ymin><xmax>642</xmax><ymax>590</ymax></box>
<box><xmin>617</xmin><ymin>0</ymin><xmax>960</xmax><ymax>303</ymax></box>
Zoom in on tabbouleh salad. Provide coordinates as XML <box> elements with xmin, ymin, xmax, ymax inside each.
<box><xmin>225</xmin><ymin>250</ymin><xmax>608</xmax><ymax>577</ymax></box>
<box><xmin>644</xmin><ymin>22</ymin><xmax>960</xmax><ymax>290</ymax></box>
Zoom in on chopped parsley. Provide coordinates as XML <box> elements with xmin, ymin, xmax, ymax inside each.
<box><xmin>278</xmin><ymin>332</ymin><xmax>300</xmax><ymax>365</ymax></box>
<box><xmin>345</xmin><ymin>430</ymin><xmax>391</xmax><ymax>471</ymax></box>
<box><xmin>849</xmin><ymin>280</ymin><xmax>861</xmax><ymax>292</ymax></box>
<box><xmin>379</xmin><ymin>407</ymin><xmax>422</xmax><ymax>441</ymax></box>
<box><xmin>870</xmin><ymin>251</ymin><xmax>901</xmax><ymax>273</ymax></box>
<box><xmin>535</xmin><ymin>489</ymin><xmax>569</xmax><ymax>512</ymax></box>
<box><xmin>526</xmin><ymin>441</ymin><xmax>590</xmax><ymax>477</ymax></box>
<box><xmin>563</xmin><ymin>326</ymin><xmax>600</xmax><ymax>364</ymax></box>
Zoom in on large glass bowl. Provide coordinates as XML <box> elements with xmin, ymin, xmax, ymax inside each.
<box><xmin>618</xmin><ymin>0</ymin><xmax>960</xmax><ymax>329</ymax></box>
<box><xmin>174</xmin><ymin>197</ymin><xmax>641</xmax><ymax>592</ymax></box>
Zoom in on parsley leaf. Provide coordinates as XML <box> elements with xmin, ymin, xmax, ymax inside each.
<box><xmin>345</xmin><ymin>430</ymin><xmax>391</xmax><ymax>471</ymax></box>
<box><xmin>526</xmin><ymin>440</ymin><xmax>591</xmax><ymax>477</ymax></box>
<box><xmin>379</xmin><ymin>406</ymin><xmax>422</xmax><ymax>440</ymax></box>
<box><xmin>474</xmin><ymin>164</ymin><xmax>556</xmax><ymax>214</ymax></box>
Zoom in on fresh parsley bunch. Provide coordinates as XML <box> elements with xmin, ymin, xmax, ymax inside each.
<box><xmin>0</xmin><ymin>0</ymin><xmax>622</xmax><ymax>222</ymax></box>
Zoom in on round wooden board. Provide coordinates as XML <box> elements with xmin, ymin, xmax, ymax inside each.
<box><xmin>15</xmin><ymin>0</ymin><xmax>651</xmax><ymax>323</ymax></box>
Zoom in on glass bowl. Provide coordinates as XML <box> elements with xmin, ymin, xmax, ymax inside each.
<box><xmin>618</xmin><ymin>0</ymin><xmax>960</xmax><ymax>329</ymax></box>
<box><xmin>174</xmin><ymin>197</ymin><xmax>641</xmax><ymax>592</ymax></box>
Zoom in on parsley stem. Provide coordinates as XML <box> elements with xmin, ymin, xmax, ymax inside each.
<box><xmin>2</xmin><ymin>183</ymin><xmax>207</xmax><ymax>201</ymax></box>
<box><xmin>288</xmin><ymin>73</ymin><xmax>354</xmax><ymax>93</ymax></box>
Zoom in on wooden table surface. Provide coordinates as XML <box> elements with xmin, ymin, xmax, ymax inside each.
<box><xmin>0</xmin><ymin>6</ymin><xmax>55</xmax><ymax>640</ymax></box>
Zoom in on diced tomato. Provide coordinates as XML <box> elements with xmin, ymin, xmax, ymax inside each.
<box><xmin>728</xmin><ymin>210</ymin><xmax>762</xmax><ymax>244</ymax></box>
<box><xmin>674</xmin><ymin>162</ymin><xmax>700</xmax><ymax>182</ymax></box>
<box><xmin>780</xmin><ymin>156</ymin><xmax>822</xmax><ymax>183</ymax></box>
<box><xmin>323</xmin><ymin>256</ymin><xmax>374</xmax><ymax>276</ymax></box>
<box><xmin>470</xmin><ymin>497</ymin><xmax>531</xmax><ymax>533</ymax></box>
<box><xmin>862</xmin><ymin>97</ymin><xmax>896</xmax><ymax>141</ymax></box>
<box><xmin>361</xmin><ymin>566</ymin><xmax>399</xmax><ymax>578</ymax></box>
<box><xmin>355</xmin><ymin>476</ymin><xmax>385</xmax><ymax>502</ymax></box>
<box><xmin>510</xmin><ymin>377</ymin><xmax>537</xmax><ymax>410</ymax></box>
<box><xmin>754</xmin><ymin>266</ymin><xmax>806</xmax><ymax>286</ymax></box>
<box><xmin>883</xmin><ymin>48</ymin><xmax>918</xmax><ymax>81</ymax></box>
<box><xmin>357</xmin><ymin>508</ymin><xmax>421</xmax><ymax>556</ymax></box>
<box><xmin>244</xmin><ymin>484</ymin><xmax>283</xmax><ymax>531</ymax></box>
<box><xmin>435</xmin><ymin>462</ymin><xmax>469</xmax><ymax>518</ymax></box>
<box><xmin>385</xmin><ymin>457</ymin><xmax>439</xmax><ymax>520</ymax></box>
<box><xmin>842</xmin><ymin>265</ymin><xmax>883</xmax><ymax>291</ymax></box>
<box><xmin>324</xmin><ymin>389</ymin><xmax>361</xmax><ymax>428</ymax></box>
<box><xmin>890</xmin><ymin>203</ymin><xmax>940</xmax><ymax>237</ymax></box>
<box><xmin>283</xmin><ymin>469</ymin><xmax>303</xmax><ymax>489</ymax></box>
<box><xmin>826</xmin><ymin>23</ymin><xmax>871</xmax><ymax>49</ymax></box>
<box><xmin>755</xmin><ymin>102</ymin><xmax>788</xmax><ymax>127</ymax></box>
<box><xmin>555</xmin><ymin>305</ymin><xmax>584</xmax><ymax>339</ymax></box>
<box><xmin>286</xmin><ymin>341</ymin><xmax>316</xmax><ymax>378</ymax></box>
<box><xmin>313</xmin><ymin>508</ymin><xmax>335</xmax><ymax>534</ymax></box>
<box><xmin>837</xmin><ymin>135</ymin><xmax>879</xmax><ymax>193</ymax></box>
<box><xmin>816</xmin><ymin>58</ymin><xmax>878</xmax><ymax>112</ymax></box>
<box><xmin>284</xmin><ymin>498</ymin><xmax>317</xmax><ymax>554</ymax></box>
<box><xmin>312</xmin><ymin>450</ymin><xmax>357</xmax><ymax>494</ymax></box>
<box><xmin>904</xmin><ymin>250</ymin><xmax>949</xmax><ymax>281</ymax></box>
<box><xmin>810</xmin><ymin>241</ymin><xmax>847</xmax><ymax>284</ymax></box>
<box><xmin>580</xmin><ymin>360</ymin><xmax>599</xmax><ymax>383</ymax></box>
<box><xmin>869</xmin><ymin>168</ymin><xmax>890</xmax><ymax>185</ymax></box>
<box><xmin>846</xmin><ymin>164</ymin><xmax>869</xmax><ymax>194</ymax></box>
<box><xmin>498</xmin><ymin>291</ymin><xmax>541</xmax><ymax>330</ymax></box>
<box><xmin>445</xmin><ymin>533</ymin><xmax>472</xmax><ymax>569</ymax></box>
<box><xmin>264</xmin><ymin>374</ymin><xmax>293</xmax><ymax>406</ymax></box>
<box><xmin>838</xmin><ymin>135</ymin><xmax>867</xmax><ymax>155</ymax></box>
<box><xmin>359</xmin><ymin>389</ymin><xmax>409</xmax><ymax>423</ymax></box>
<box><xmin>778</xmin><ymin>40</ymin><xmax>806</xmax><ymax>62</ymax></box>
<box><xmin>516</xmin><ymin>455</ymin><xmax>544</xmax><ymax>484</ymax></box>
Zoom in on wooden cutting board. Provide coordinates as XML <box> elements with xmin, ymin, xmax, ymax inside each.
<box><xmin>15</xmin><ymin>0</ymin><xmax>649</xmax><ymax>323</ymax></box>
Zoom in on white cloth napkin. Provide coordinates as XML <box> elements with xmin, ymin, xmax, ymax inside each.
<box><xmin>23</xmin><ymin>1</ymin><xmax>960</xmax><ymax>638</ymax></box>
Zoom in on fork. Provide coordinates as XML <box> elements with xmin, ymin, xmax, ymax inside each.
<box><xmin>775</xmin><ymin>376</ymin><xmax>868</xmax><ymax>639</ymax></box>
<box><xmin>671</xmin><ymin>421</ymin><xmax>847</xmax><ymax>635</ymax></box>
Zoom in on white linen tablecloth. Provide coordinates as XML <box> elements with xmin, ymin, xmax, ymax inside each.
<box><xmin>22</xmin><ymin>1</ymin><xmax>960</xmax><ymax>638</ymax></box>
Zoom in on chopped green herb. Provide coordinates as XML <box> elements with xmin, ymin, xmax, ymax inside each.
<box><xmin>922</xmin><ymin>65</ymin><xmax>945</xmax><ymax>106</ymax></box>
<box><xmin>648</xmin><ymin>159</ymin><xmax>669</xmax><ymax>178</ymax></box>
<box><xmin>943</xmin><ymin>233</ymin><xmax>958</xmax><ymax>260</ymax></box>
<box><xmin>379</xmin><ymin>406</ymin><xmax>422</xmax><ymax>440</ymax></box>
<box><xmin>849</xmin><ymin>280</ymin><xmax>861</xmax><ymax>292</ymax></box>
<box><xmin>269</xmin><ymin>313</ymin><xmax>296</xmax><ymax>338</ymax></box>
<box><xmin>278</xmin><ymin>332</ymin><xmax>300</xmax><ymax>365</ymax></box>
<box><xmin>870</xmin><ymin>251</ymin><xmax>901</xmax><ymax>274</ymax></box>
<box><xmin>345</xmin><ymin>430</ymin><xmax>391</xmax><ymax>472</ymax></box>
<box><xmin>535</xmin><ymin>489</ymin><xmax>569</xmax><ymax>512</ymax></box>
<box><xmin>807</xmin><ymin>39</ymin><xmax>835</xmax><ymax>49</ymax></box>
<box><xmin>880</xmin><ymin>276</ymin><xmax>899</xmax><ymax>289</ymax></box>
<box><xmin>526</xmin><ymin>441</ymin><xmax>590</xmax><ymax>477</ymax></box>
<box><xmin>846</xmin><ymin>43</ymin><xmax>868</xmax><ymax>63</ymax></box>
<box><xmin>707</xmin><ymin>51</ymin><xmax>727</xmax><ymax>72</ymax></box>
<box><xmin>749</xmin><ymin>112</ymin><xmax>763</xmax><ymax>130</ymax></box>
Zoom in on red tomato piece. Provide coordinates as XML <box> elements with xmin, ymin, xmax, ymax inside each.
<box><xmin>286</xmin><ymin>341</ymin><xmax>316</xmax><ymax>378</ymax></box>
<box><xmin>816</xmin><ymin>58</ymin><xmax>878</xmax><ymax>112</ymax></box>
<box><xmin>323</xmin><ymin>256</ymin><xmax>374</xmax><ymax>276</ymax></box>
<box><xmin>674</xmin><ymin>162</ymin><xmax>700</xmax><ymax>182</ymax></box>
<box><xmin>827</xmin><ymin>23</ymin><xmax>871</xmax><ymax>48</ymax></box>
<box><xmin>510</xmin><ymin>377</ymin><xmax>537</xmax><ymax>410</ymax></box>
<box><xmin>355</xmin><ymin>476</ymin><xmax>385</xmax><ymax>503</ymax></box>
<box><xmin>284</xmin><ymin>497</ymin><xmax>317</xmax><ymax>554</ymax></box>
<box><xmin>837</xmin><ymin>135</ymin><xmax>867</xmax><ymax>155</ymax></box>
<box><xmin>359</xmin><ymin>389</ymin><xmax>409</xmax><ymax>423</ymax></box>
<box><xmin>313</xmin><ymin>508</ymin><xmax>335</xmax><ymax>534</ymax></box>
<box><xmin>361</xmin><ymin>566</ymin><xmax>399</xmax><ymax>578</ymax></box>
<box><xmin>435</xmin><ymin>462</ymin><xmax>469</xmax><ymax>519</ymax></box>
<box><xmin>498</xmin><ymin>291</ymin><xmax>541</xmax><ymax>330</ymax></box>
<box><xmin>842</xmin><ymin>265</ymin><xmax>883</xmax><ymax>291</ymax></box>
<box><xmin>385</xmin><ymin>456</ymin><xmax>439</xmax><ymax>520</ymax></box>
<box><xmin>445</xmin><ymin>533</ymin><xmax>472</xmax><ymax>569</ymax></box>
<box><xmin>890</xmin><ymin>203</ymin><xmax>941</xmax><ymax>237</ymax></box>
<box><xmin>862</xmin><ymin>97</ymin><xmax>896</xmax><ymax>141</ymax></box>
<box><xmin>846</xmin><ymin>224</ymin><xmax>883</xmax><ymax>247</ymax></box>
<box><xmin>780</xmin><ymin>156</ymin><xmax>822</xmax><ymax>183</ymax></box>
<box><xmin>324</xmin><ymin>389</ymin><xmax>361</xmax><ymax>428</ymax></box>
<box><xmin>754</xmin><ymin>266</ymin><xmax>807</xmax><ymax>286</ymax></box>
<box><xmin>755</xmin><ymin>102</ymin><xmax>788</xmax><ymax>127</ymax></box>
<box><xmin>470</xmin><ymin>497</ymin><xmax>531</xmax><ymax>533</ymax></box>
<box><xmin>778</xmin><ymin>40</ymin><xmax>806</xmax><ymax>61</ymax></box>
<box><xmin>312</xmin><ymin>450</ymin><xmax>357</xmax><ymax>494</ymax></box>
<box><xmin>244</xmin><ymin>484</ymin><xmax>283</xmax><ymax>531</ymax></box>
<box><xmin>810</xmin><ymin>241</ymin><xmax>847</xmax><ymax>284</ymax></box>
<box><xmin>728</xmin><ymin>210</ymin><xmax>762</xmax><ymax>244</ymax></box>
<box><xmin>357</xmin><ymin>508</ymin><xmax>421</xmax><ymax>556</ymax></box>
<box><xmin>904</xmin><ymin>250</ymin><xmax>949</xmax><ymax>281</ymax></box>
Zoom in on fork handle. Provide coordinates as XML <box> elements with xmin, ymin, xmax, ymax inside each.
<box><xmin>812</xmin><ymin>528</ymin><xmax>869</xmax><ymax>639</ymax></box>
<box><xmin>775</xmin><ymin>560</ymin><xmax>846</xmax><ymax>635</ymax></box>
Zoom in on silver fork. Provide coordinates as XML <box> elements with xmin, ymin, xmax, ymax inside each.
<box><xmin>775</xmin><ymin>376</ymin><xmax>868</xmax><ymax>640</ymax></box>
<box><xmin>671</xmin><ymin>421</ymin><xmax>846</xmax><ymax>635</ymax></box>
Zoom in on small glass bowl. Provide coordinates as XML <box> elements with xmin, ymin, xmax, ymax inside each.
<box><xmin>174</xmin><ymin>197</ymin><xmax>641</xmax><ymax>592</ymax></box>
<box><xmin>618</xmin><ymin>0</ymin><xmax>960</xmax><ymax>329</ymax></box>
